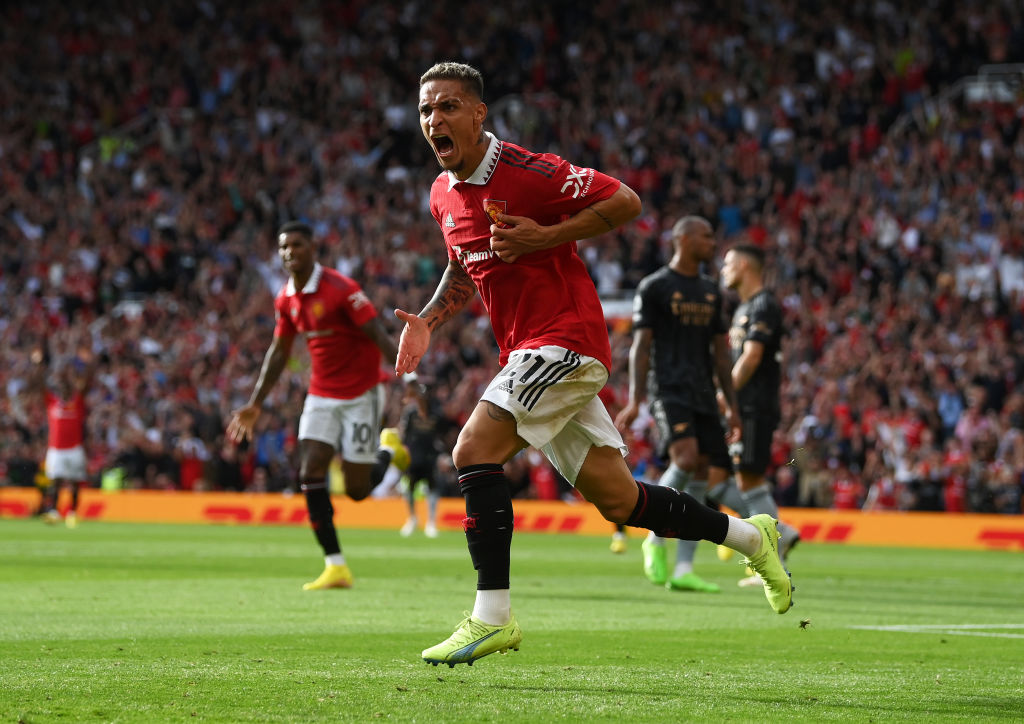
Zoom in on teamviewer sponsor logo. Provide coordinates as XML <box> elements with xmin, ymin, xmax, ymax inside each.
<box><xmin>452</xmin><ymin>244</ymin><xmax>495</xmax><ymax>271</ymax></box>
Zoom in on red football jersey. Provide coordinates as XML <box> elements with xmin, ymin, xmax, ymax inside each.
<box><xmin>429</xmin><ymin>134</ymin><xmax>620</xmax><ymax>369</ymax></box>
<box><xmin>274</xmin><ymin>263</ymin><xmax>382</xmax><ymax>399</ymax></box>
<box><xmin>46</xmin><ymin>391</ymin><xmax>86</xmax><ymax>450</ymax></box>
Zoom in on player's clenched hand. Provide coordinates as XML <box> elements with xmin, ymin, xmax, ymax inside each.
<box><xmin>489</xmin><ymin>213</ymin><xmax>550</xmax><ymax>263</ymax></box>
<box><xmin>395</xmin><ymin>308</ymin><xmax>430</xmax><ymax>375</ymax></box>
<box><xmin>614</xmin><ymin>401</ymin><xmax>640</xmax><ymax>433</ymax></box>
<box><xmin>227</xmin><ymin>404</ymin><xmax>260</xmax><ymax>444</ymax></box>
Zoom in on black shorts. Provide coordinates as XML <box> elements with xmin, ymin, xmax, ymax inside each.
<box><xmin>650</xmin><ymin>397</ymin><xmax>731</xmax><ymax>469</ymax></box>
<box><xmin>733</xmin><ymin>414</ymin><xmax>778</xmax><ymax>475</ymax></box>
<box><xmin>406</xmin><ymin>457</ymin><xmax>439</xmax><ymax>489</ymax></box>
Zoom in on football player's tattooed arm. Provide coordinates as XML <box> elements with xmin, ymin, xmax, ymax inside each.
<box><xmin>394</xmin><ymin>261</ymin><xmax>477</xmax><ymax>375</ymax></box>
<box><xmin>419</xmin><ymin>261</ymin><xmax>477</xmax><ymax>332</ymax></box>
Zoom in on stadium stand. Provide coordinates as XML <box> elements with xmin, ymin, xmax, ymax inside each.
<box><xmin>0</xmin><ymin>0</ymin><xmax>1021</xmax><ymax>513</ymax></box>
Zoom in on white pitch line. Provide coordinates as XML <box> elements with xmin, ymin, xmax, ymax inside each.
<box><xmin>851</xmin><ymin>624</ymin><xmax>1024</xmax><ymax>639</ymax></box>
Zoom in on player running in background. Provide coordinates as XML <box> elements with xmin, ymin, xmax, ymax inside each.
<box><xmin>397</xmin><ymin>373</ymin><xmax>450</xmax><ymax>538</ymax></box>
<box><xmin>396</xmin><ymin>62</ymin><xmax>793</xmax><ymax>668</ymax></box>
<box><xmin>228</xmin><ymin>221</ymin><xmax>408</xmax><ymax>591</ymax></box>
<box><xmin>721</xmin><ymin>243</ymin><xmax>800</xmax><ymax>585</ymax></box>
<box><xmin>615</xmin><ymin>216</ymin><xmax>748</xmax><ymax>594</ymax></box>
<box><xmin>30</xmin><ymin>342</ymin><xmax>96</xmax><ymax>528</ymax></box>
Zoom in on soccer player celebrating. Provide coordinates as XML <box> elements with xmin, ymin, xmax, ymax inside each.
<box><xmin>31</xmin><ymin>344</ymin><xmax>96</xmax><ymax>528</ymax></box>
<box><xmin>228</xmin><ymin>221</ymin><xmax>408</xmax><ymax>591</ymax></box>
<box><xmin>721</xmin><ymin>243</ymin><xmax>801</xmax><ymax>584</ymax></box>
<box><xmin>615</xmin><ymin>216</ymin><xmax>748</xmax><ymax>594</ymax></box>
<box><xmin>396</xmin><ymin>62</ymin><xmax>793</xmax><ymax>668</ymax></box>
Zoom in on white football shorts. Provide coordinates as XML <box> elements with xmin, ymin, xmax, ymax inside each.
<box><xmin>298</xmin><ymin>384</ymin><xmax>385</xmax><ymax>464</ymax></box>
<box><xmin>45</xmin><ymin>445</ymin><xmax>88</xmax><ymax>481</ymax></box>
<box><xmin>481</xmin><ymin>345</ymin><xmax>626</xmax><ymax>485</ymax></box>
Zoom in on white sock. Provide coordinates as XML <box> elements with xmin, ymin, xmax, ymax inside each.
<box><xmin>645</xmin><ymin>531</ymin><xmax>664</xmax><ymax>546</ymax></box>
<box><xmin>325</xmin><ymin>553</ymin><xmax>345</xmax><ymax>567</ymax></box>
<box><xmin>672</xmin><ymin>560</ymin><xmax>694</xmax><ymax>578</ymax></box>
<box><xmin>721</xmin><ymin>518</ymin><xmax>761</xmax><ymax>557</ymax></box>
<box><xmin>472</xmin><ymin>589</ymin><xmax>511</xmax><ymax>626</ymax></box>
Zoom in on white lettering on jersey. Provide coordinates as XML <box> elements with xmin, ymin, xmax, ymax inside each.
<box><xmin>348</xmin><ymin>290</ymin><xmax>370</xmax><ymax>310</ymax></box>
<box><xmin>305</xmin><ymin>329</ymin><xmax>336</xmax><ymax>339</ymax></box>
<box><xmin>452</xmin><ymin>244</ymin><xmax>495</xmax><ymax>271</ymax></box>
<box><xmin>560</xmin><ymin>165</ymin><xmax>594</xmax><ymax>199</ymax></box>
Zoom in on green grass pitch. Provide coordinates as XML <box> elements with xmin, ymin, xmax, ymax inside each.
<box><xmin>2</xmin><ymin>519</ymin><xmax>1022</xmax><ymax>722</ymax></box>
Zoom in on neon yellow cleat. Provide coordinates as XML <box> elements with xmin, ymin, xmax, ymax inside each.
<box><xmin>742</xmin><ymin>514</ymin><xmax>794</xmax><ymax>614</ymax></box>
<box><xmin>610</xmin><ymin>533</ymin><xmax>627</xmax><ymax>554</ymax></box>
<box><xmin>42</xmin><ymin>510</ymin><xmax>61</xmax><ymax>525</ymax></box>
<box><xmin>65</xmin><ymin>512</ymin><xmax>78</xmax><ymax>529</ymax></box>
<box><xmin>380</xmin><ymin>428</ymin><xmax>410</xmax><ymax>472</ymax></box>
<box><xmin>641</xmin><ymin>538</ymin><xmax>668</xmax><ymax>585</ymax></box>
<box><xmin>422</xmin><ymin>613</ymin><xmax>522</xmax><ymax>668</ymax></box>
<box><xmin>302</xmin><ymin>563</ymin><xmax>353</xmax><ymax>591</ymax></box>
<box><xmin>666</xmin><ymin>572</ymin><xmax>721</xmax><ymax>593</ymax></box>
<box><xmin>716</xmin><ymin>544</ymin><xmax>734</xmax><ymax>562</ymax></box>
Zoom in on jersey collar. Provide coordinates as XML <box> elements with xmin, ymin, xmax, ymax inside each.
<box><xmin>285</xmin><ymin>262</ymin><xmax>323</xmax><ymax>296</ymax></box>
<box><xmin>447</xmin><ymin>131</ymin><xmax>502</xmax><ymax>190</ymax></box>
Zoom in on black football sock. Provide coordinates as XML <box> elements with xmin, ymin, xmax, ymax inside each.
<box><xmin>369</xmin><ymin>449</ymin><xmax>392</xmax><ymax>488</ymax></box>
<box><xmin>301</xmin><ymin>477</ymin><xmax>341</xmax><ymax>556</ymax></box>
<box><xmin>458</xmin><ymin>464</ymin><xmax>514</xmax><ymax>590</ymax></box>
<box><xmin>41</xmin><ymin>485</ymin><xmax>57</xmax><ymax>512</ymax></box>
<box><xmin>69</xmin><ymin>482</ymin><xmax>81</xmax><ymax>513</ymax></box>
<box><xmin>625</xmin><ymin>480</ymin><xmax>729</xmax><ymax>544</ymax></box>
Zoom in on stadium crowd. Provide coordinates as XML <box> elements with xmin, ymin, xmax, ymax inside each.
<box><xmin>1</xmin><ymin>0</ymin><xmax>1022</xmax><ymax>514</ymax></box>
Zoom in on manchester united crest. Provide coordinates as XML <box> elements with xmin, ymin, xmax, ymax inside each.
<box><xmin>483</xmin><ymin>199</ymin><xmax>511</xmax><ymax>229</ymax></box>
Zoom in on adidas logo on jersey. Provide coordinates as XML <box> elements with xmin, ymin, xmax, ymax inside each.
<box><xmin>496</xmin><ymin>378</ymin><xmax>514</xmax><ymax>395</ymax></box>
<box><xmin>444</xmin><ymin>212</ymin><xmax>455</xmax><ymax>228</ymax></box>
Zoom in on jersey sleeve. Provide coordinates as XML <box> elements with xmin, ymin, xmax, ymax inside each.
<box><xmin>746</xmin><ymin>295</ymin><xmax>780</xmax><ymax>345</ymax></box>
<box><xmin>631</xmin><ymin>277</ymin><xmax>656</xmax><ymax>330</ymax></box>
<box><xmin>338</xmin><ymin>278</ymin><xmax>378</xmax><ymax>327</ymax></box>
<box><xmin>272</xmin><ymin>292</ymin><xmax>296</xmax><ymax>338</ymax></box>
<box><xmin>533</xmin><ymin>155</ymin><xmax>621</xmax><ymax>218</ymax></box>
<box><xmin>711</xmin><ymin>288</ymin><xmax>728</xmax><ymax>336</ymax></box>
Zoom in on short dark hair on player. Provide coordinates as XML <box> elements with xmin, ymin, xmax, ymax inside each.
<box><xmin>731</xmin><ymin>243</ymin><xmax>765</xmax><ymax>270</ymax></box>
<box><xmin>277</xmin><ymin>221</ymin><xmax>314</xmax><ymax>241</ymax></box>
<box><xmin>420</xmin><ymin>62</ymin><xmax>484</xmax><ymax>101</ymax></box>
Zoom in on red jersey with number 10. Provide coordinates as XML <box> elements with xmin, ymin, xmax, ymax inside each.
<box><xmin>429</xmin><ymin>134</ymin><xmax>620</xmax><ymax>370</ymax></box>
<box><xmin>273</xmin><ymin>263</ymin><xmax>381</xmax><ymax>399</ymax></box>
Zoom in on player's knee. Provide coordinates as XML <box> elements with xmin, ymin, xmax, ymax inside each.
<box><xmin>577</xmin><ymin>482</ymin><xmax>635</xmax><ymax>524</ymax></box>
<box><xmin>592</xmin><ymin>497</ymin><xmax>633</xmax><ymax>525</ymax></box>
<box><xmin>452</xmin><ymin>432</ymin><xmax>502</xmax><ymax>469</ymax></box>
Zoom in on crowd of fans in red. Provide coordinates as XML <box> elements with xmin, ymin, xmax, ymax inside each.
<box><xmin>1</xmin><ymin>0</ymin><xmax>1022</xmax><ymax>513</ymax></box>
